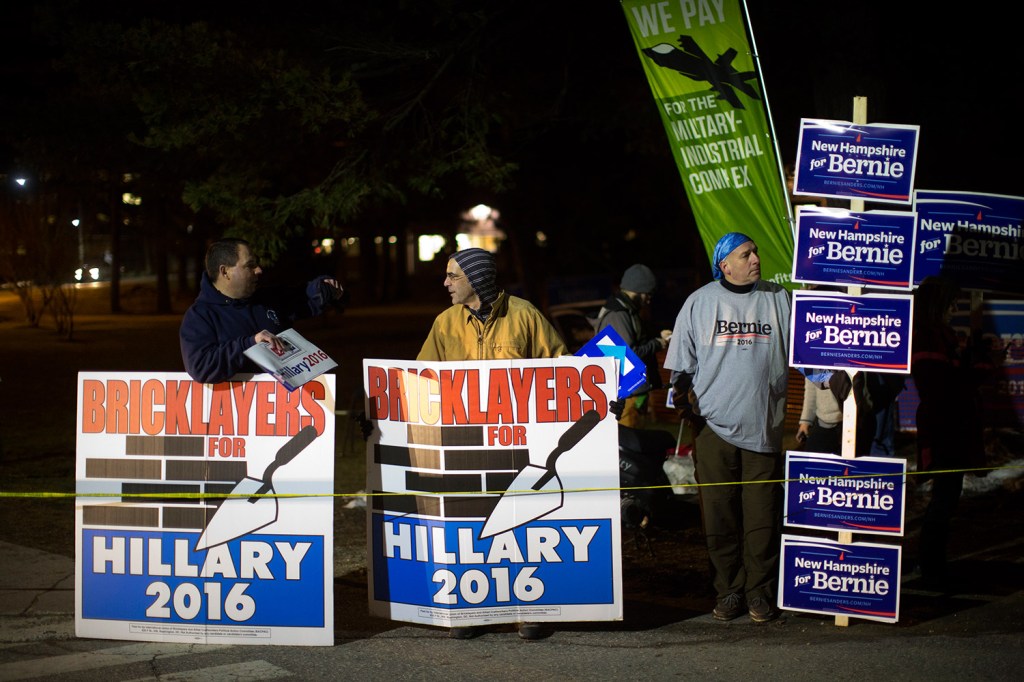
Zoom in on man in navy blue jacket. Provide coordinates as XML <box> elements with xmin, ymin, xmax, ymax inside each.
<box><xmin>179</xmin><ymin>238</ymin><xmax>343</xmax><ymax>384</ymax></box>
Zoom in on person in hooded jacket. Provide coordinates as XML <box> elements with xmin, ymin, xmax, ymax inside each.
<box><xmin>593</xmin><ymin>264</ymin><xmax>672</xmax><ymax>428</ymax></box>
<box><xmin>179</xmin><ymin>237</ymin><xmax>343</xmax><ymax>384</ymax></box>
<box><xmin>417</xmin><ymin>247</ymin><xmax>566</xmax><ymax>641</ymax></box>
<box><xmin>417</xmin><ymin>247</ymin><xmax>566</xmax><ymax>362</ymax></box>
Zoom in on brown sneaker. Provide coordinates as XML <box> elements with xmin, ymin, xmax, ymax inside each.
<box><xmin>712</xmin><ymin>593</ymin><xmax>745</xmax><ymax>621</ymax></box>
<box><xmin>747</xmin><ymin>597</ymin><xmax>779</xmax><ymax>623</ymax></box>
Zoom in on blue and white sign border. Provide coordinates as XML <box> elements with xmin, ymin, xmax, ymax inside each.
<box><xmin>792</xmin><ymin>205</ymin><xmax>916</xmax><ymax>290</ymax></box>
<box><xmin>912</xmin><ymin>189</ymin><xmax>1024</xmax><ymax>294</ymax></box>
<box><xmin>784</xmin><ymin>452</ymin><xmax>906</xmax><ymax>536</ymax></box>
<box><xmin>790</xmin><ymin>291</ymin><xmax>914</xmax><ymax>374</ymax></box>
<box><xmin>793</xmin><ymin>119</ymin><xmax>920</xmax><ymax>205</ymax></box>
<box><xmin>779</xmin><ymin>535</ymin><xmax>901</xmax><ymax>624</ymax></box>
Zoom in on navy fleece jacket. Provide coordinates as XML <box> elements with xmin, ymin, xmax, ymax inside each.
<box><xmin>179</xmin><ymin>272</ymin><xmax>336</xmax><ymax>383</ymax></box>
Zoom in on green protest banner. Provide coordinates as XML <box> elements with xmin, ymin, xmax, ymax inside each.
<box><xmin>621</xmin><ymin>0</ymin><xmax>794</xmax><ymax>287</ymax></box>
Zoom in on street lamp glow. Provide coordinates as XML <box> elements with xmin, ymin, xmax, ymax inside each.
<box><xmin>71</xmin><ymin>219</ymin><xmax>81</xmax><ymax>227</ymax></box>
<box><xmin>469</xmin><ymin>204</ymin><xmax>491</xmax><ymax>221</ymax></box>
<box><xmin>15</xmin><ymin>178</ymin><xmax>26</xmax><ymax>187</ymax></box>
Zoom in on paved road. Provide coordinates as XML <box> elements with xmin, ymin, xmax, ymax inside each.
<box><xmin>2</xmin><ymin>527</ymin><xmax>1022</xmax><ymax>682</ymax></box>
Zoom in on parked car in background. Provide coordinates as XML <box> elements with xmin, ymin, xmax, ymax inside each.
<box><xmin>73</xmin><ymin>264</ymin><xmax>107</xmax><ymax>282</ymax></box>
<box><xmin>547</xmin><ymin>299</ymin><xmax>604</xmax><ymax>354</ymax></box>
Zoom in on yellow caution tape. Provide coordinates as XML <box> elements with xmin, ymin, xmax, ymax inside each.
<box><xmin>1</xmin><ymin>464</ymin><xmax>1020</xmax><ymax>500</ymax></box>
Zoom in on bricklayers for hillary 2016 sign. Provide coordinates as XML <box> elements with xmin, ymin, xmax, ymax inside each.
<box><xmin>362</xmin><ymin>357</ymin><xmax>622</xmax><ymax>628</ymax></box>
<box><xmin>75</xmin><ymin>372</ymin><xmax>336</xmax><ymax>646</ymax></box>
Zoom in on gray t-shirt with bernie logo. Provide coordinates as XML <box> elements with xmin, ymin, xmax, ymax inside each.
<box><xmin>664</xmin><ymin>279</ymin><xmax>791</xmax><ymax>453</ymax></box>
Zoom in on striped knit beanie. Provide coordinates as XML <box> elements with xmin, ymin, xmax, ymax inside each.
<box><xmin>450</xmin><ymin>248</ymin><xmax>498</xmax><ymax>307</ymax></box>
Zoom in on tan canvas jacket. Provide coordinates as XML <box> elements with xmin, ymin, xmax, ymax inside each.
<box><xmin>417</xmin><ymin>291</ymin><xmax>568</xmax><ymax>361</ymax></box>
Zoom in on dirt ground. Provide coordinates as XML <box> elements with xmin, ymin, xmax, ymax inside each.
<box><xmin>2</xmin><ymin>282</ymin><xmax>1022</xmax><ymax>632</ymax></box>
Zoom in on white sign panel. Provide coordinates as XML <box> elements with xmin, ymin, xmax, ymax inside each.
<box><xmin>362</xmin><ymin>357</ymin><xmax>623</xmax><ymax>627</ymax></box>
<box><xmin>75</xmin><ymin>372</ymin><xmax>335</xmax><ymax>645</ymax></box>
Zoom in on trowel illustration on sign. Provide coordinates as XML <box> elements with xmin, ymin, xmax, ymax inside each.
<box><xmin>642</xmin><ymin>35</ymin><xmax>759</xmax><ymax>109</ymax></box>
<box><xmin>195</xmin><ymin>425</ymin><xmax>319</xmax><ymax>551</ymax></box>
<box><xmin>479</xmin><ymin>409</ymin><xmax>601</xmax><ymax>539</ymax></box>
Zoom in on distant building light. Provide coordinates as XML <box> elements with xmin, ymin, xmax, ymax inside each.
<box><xmin>459</xmin><ymin>203</ymin><xmax>504</xmax><ymax>253</ymax></box>
<box><xmin>454</xmin><ymin>233</ymin><xmax>472</xmax><ymax>251</ymax></box>
<box><xmin>469</xmin><ymin>204</ymin><xmax>492</xmax><ymax>221</ymax></box>
<box><xmin>374</xmin><ymin>236</ymin><xmax>383</xmax><ymax>245</ymax></box>
<box><xmin>312</xmin><ymin>237</ymin><xmax>335</xmax><ymax>256</ymax></box>
<box><xmin>15</xmin><ymin>178</ymin><xmax>26</xmax><ymax>187</ymax></box>
<box><xmin>418</xmin><ymin>234</ymin><xmax>446</xmax><ymax>262</ymax></box>
<box><xmin>122</xmin><ymin>193</ymin><xmax>142</xmax><ymax>206</ymax></box>
<box><xmin>387</xmin><ymin>235</ymin><xmax>397</xmax><ymax>245</ymax></box>
<box><xmin>71</xmin><ymin>218</ymin><xmax>81</xmax><ymax>227</ymax></box>
<box><xmin>535</xmin><ymin>230</ymin><xmax>548</xmax><ymax>246</ymax></box>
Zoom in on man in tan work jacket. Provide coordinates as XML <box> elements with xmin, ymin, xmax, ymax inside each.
<box><xmin>417</xmin><ymin>247</ymin><xmax>567</xmax><ymax>640</ymax></box>
<box><xmin>417</xmin><ymin>247</ymin><xmax>567</xmax><ymax>362</ymax></box>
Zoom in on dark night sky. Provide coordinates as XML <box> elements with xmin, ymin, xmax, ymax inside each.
<box><xmin>743</xmin><ymin>2</ymin><xmax>1022</xmax><ymax>197</ymax></box>
<box><xmin>5</xmin><ymin>2</ymin><xmax>1019</xmax><ymax>189</ymax></box>
<box><xmin>3</xmin><ymin>2</ymin><xmax>1020</xmax><ymax>279</ymax></box>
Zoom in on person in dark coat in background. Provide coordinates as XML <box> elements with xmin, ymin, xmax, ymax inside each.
<box><xmin>911</xmin><ymin>275</ymin><xmax>994</xmax><ymax>588</ymax></box>
<box><xmin>594</xmin><ymin>264</ymin><xmax>672</xmax><ymax>428</ymax></box>
<box><xmin>180</xmin><ymin>238</ymin><xmax>343</xmax><ymax>384</ymax></box>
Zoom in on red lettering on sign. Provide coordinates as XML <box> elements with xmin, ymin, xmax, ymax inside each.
<box><xmin>440</xmin><ymin>370</ymin><xmax>468</xmax><ymax>425</ymax></box>
<box><xmin>486</xmin><ymin>368</ymin><xmax>515</xmax><ymax>424</ymax></box>
<box><xmin>534</xmin><ymin>367</ymin><xmax>555</xmax><ymax>423</ymax></box>
<box><xmin>366</xmin><ymin>365</ymin><xmax>388</xmax><ymax>420</ymax></box>
<box><xmin>419</xmin><ymin>368</ymin><xmax>440</xmax><ymax>425</ymax></box>
<box><xmin>81</xmin><ymin>380</ymin><xmax>105</xmax><ymax>433</ymax></box>
<box><xmin>141</xmin><ymin>379</ymin><xmax>165</xmax><ymax>435</ymax></box>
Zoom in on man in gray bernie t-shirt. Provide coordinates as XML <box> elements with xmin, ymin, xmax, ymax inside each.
<box><xmin>664</xmin><ymin>231</ymin><xmax>791</xmax><ymax>625</ymax></box>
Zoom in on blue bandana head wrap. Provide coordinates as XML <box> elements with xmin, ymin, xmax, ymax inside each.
<box><xmin>711</xmin><ymin>232</ymin><xmax>753</xmax><ymax>281</ymax></box>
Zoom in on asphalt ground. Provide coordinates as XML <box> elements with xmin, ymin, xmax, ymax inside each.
<box><xmin>1</xmin><ymin>521</ymin><xmax>1022</xmax><ymax>681</ymax></box>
